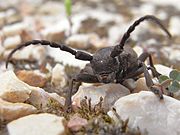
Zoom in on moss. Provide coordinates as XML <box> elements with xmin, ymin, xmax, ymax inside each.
<box><xmin>37</xmin><ymin>98</ymin><xmax>64</xmax><ymax>116</ymax></box>
<box><xmin>68</xmin><ymin>97</ymin><xmax>147</xmax><ymax>135</ymax></box>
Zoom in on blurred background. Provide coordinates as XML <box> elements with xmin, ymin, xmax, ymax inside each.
<box><xmin>0</xmin><ymin>0</ymin><xmax>180</xmax><ymax>69</ymax></box>
<box><xmin>0</xmin><ymin>1</ymin><xmax>180</xmax><ymax>134</ymax></box>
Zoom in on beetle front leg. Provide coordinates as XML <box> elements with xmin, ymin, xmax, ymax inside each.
<box><xmin>138</xmin><ymin>52</ymin><xmax>161</xmax><ymax>78</ymax></box>
<box><xmin>64</xmin><ymin>73</ymin><xmax>99</xmax><ymax>112</ymax></box>
<box><xmin>142</xmin><ymin>63</ymin><xmax>163</xmax><ymax>99</ymax></box>
<box><xmin>64</xmin><ymin>78</ymin><xmax>75</xmax><ymax>113</ymax></box>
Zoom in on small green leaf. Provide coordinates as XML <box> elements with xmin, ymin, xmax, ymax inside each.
<box><xmin>159</xmin><ymin>75</ymin><xmax>169</xmax><ymax>83</ymax></box>
<box><xmin>65</xmin><ymin>0</ymin><xmax>72</xmax><ymax>17</ymax></box>
<box><xmin>169</xmin><ymin>69</ymin><xmax>180</xmax><ymax>81</ymax></box>
<box><xmin>168</xmin><ymin>80</ymin><xmax>180</xmax><ymax>92</ymax></box>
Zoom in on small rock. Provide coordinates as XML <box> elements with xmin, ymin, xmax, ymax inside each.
<box><xmin>72</xmin><ymin>83</ymin><xmax>130</xmax><ymax>110</ymax></box>
<box><xmin>169</xmin><ymin>16</ymin><xmax>180</xmax><ymax>36</ymax></box>
<box><xmin>0</xmin><ymin>9</ymin><xmax>21</xmax><ymax>27</ymax></box>
<box><xmin>0</xmin><ymin>70</ymin><xmax>64</xmax><ymax>110</ymax></box>
<box><xmin>3</xmin><ymin>35</ymin><xmax>21</xmax><ymax>49</ymax></box>
<box><xmin>0</xmin><ymin>12</ymin><xmax>6</xmax><ymax>27</ymax></box>
<box><xmin>66</xmin><ymin>33</ymin><xmax>107</xmax><ymax>49</ymax></box>
<box><xmin>5</xmin><ymin>9</ymin><xmax>22</xmax><ymax>25</ymax></box>
<box><xmin>27</xmin><ymin>88</ymin><xmax>65</xmax><ymax>110</ymax></box>
<box><xmin>0</xmin><ymin>62</ymin><xmax>14</xmax><ymax>74</ymax></box>
<box><xmin>110</xmin><ymin>91</ymin><xmax>180</xmax><ymax>135</ymax></box>
<box><xmin>154</xmin><ymin>64</ymin><xmax>173</xmax><ymax>76</ymax></box>
<box><xmin>0</xmin><ymin>71</ymin><xmax>31</xmax><ymax>102</ymax></box>
<box><xmin>124</xmin><ymin>77</ymin><xmax>160</xmax><ymax>93</ymax></box>
<box><xmin>78</xmin><ymin>15</ymin><xmax>111</xmax><ymax>38</ymax></box>
<box><xmin>66</xmin><ymin>34</ymin><xmax>90</xmax><ymax>49</ymax></box>
<box><xmin>51</xmin><ymin>64</ymin><xmax>67</xmax><ymax>88</ymax></box>
<box><xmin>0</xmin><ymin>98</ymin><xmax>37</xmax><ymax>122</ymax></box>
<box><xmin>48</xmin><ymin>93</ymin><xmax>65</xmax><ymax>106</ymax></box>
<box><xmin>89</xmin><ymin>33</ymin><xmax>108</xmax><ymax>48</ymax></box>
<box><xmin>38</xmin><ymin>1</ymin><xmax>64</xmax><ymax>15</ymax></box>
<box><xmin>19</xmin><ymin>30</ymin><xmax>33</xmax><ymax>42</ymax></box>
<box><xmin>174</xmin><ymin>90</ymin><xmax>180</xmax><ymax>100</ymax></box>
<box><xmin>40</xmin><ymin>24</ymin><xmax>66</xmax><ymax>42</ymax></box>
<box><xmin>67</xmin><ymin>114</ymin><xmax>88</xmax><ymax>132</ymax></box>
<box><xmin>19</xmin><ymin>1</ymin><xmax>39</xmax><ymax>16</ymax></box>
<box><xmin>160</xmin><ymin>45</ymin><xmax>180</xmax><ymax>68</ymax></box>
<box><xmin>7</xmin><ymin>113</ymin><xmax>66</xmax><ymax>135</ymax></box>
<box><xmin>133</xmin><ymin>77</ymin><xmax>149</xmax><ymax>93</ymax></box>
<box><xmin>16</xmin><ymin>70</ymin><xmax>47</xmax><ymax>88</ymax></box>
<box><xmin>139</xmin><ymin>3</ymin><xmax>155</xmax><ymax>15</ymax></box>
<box><xmin>133</xmin><ymin>46</ymin><xmax>143</xmax><ymax>57</ymax></box>
<box><xmin>2</xmin><ymin>22</ymin><xmax>27</xmax><ymax>37</ymax></box>
<box><xmin>0</xmin><ymin>44</ymin><xmax>5</xmax><ymax>58</ymax></box>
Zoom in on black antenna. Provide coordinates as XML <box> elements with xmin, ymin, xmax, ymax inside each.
<box><xmin>110</xmin><ymin>15</ymin><xmax>172</xmax><ymax>58</ymax></box>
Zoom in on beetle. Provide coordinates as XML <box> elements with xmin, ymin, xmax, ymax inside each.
<box><xmin>6</xmin><ymin>15</ymin><xmax>172</xmax><ymax>112</ymax></box>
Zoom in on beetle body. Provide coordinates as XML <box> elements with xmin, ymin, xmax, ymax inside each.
<box><xmin>90</xmin><ymin>46</ymin><xmax>138</xmax><ymax>83</ymax></box>
<box><xmin>5</xmin><ymin>15</ymin><xmax>172</xmax><ymax>111</ymax></box>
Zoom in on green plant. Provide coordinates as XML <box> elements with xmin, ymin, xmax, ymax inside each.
<box><xmin>158</xmin><ymin>69</ymin><xmax>180</xmax><ymax>93</ymax></box>
<box><xmin>64</xmin><ymin>0</ymin><xmax>72</xmax><ymax>35</ymax></box>
<box><xmin>65</xmin><ymin>0</ymin><xmax>72</xmax><ymax>17</ymax></box>
<box><xmin>70</xmin><ymin>97</ymin><xmax>144</xmax><ymax>135</ymax></box>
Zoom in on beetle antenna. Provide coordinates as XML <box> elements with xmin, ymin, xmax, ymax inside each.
<box><xmin>6</xmin><ymin>40</ymin><xmax>93</xmax><ymax>68</ymax></box>
<box><xmin>110</xmin><ymin>15</ymin><xmax>172</xmax><ymax>58</ymax></box>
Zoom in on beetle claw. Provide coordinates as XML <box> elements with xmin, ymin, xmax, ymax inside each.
<box><xmin>151</xmin><ymin>86</ymin><xmax>164</xmax><ymax>100</ymax></box>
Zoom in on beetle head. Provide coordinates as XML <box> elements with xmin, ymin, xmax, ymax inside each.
<box><xmin>90</xmin><ymin>47</ymin><xmax>120</xmax><ymax>83</ymax></box>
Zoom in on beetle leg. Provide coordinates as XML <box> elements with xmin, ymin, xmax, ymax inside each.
<box><xmin>124</xmin><ymin>63</ymin><xmax>163</xmax><ymax>99</ymax></box>
<box><xmin>147</xmin><ymin>66</ymin><xmax>161</xmax><ymax>78</ymax></box>
<box><xmin>65</xmin><ymin>78</ymin><xmax>74</xmax><ymax>113</ymax></box>
<box><xmin>142</xmin><ymin>63</ymin><xmax>163</xmax><ymax>99</ymax></box>
<box><xmin>124</xmin><ymin>66</ymin><xmax>144</xmax><ymax>79</ymax></box>
<box><xmin>138</xmin><ymin>52</ymin><xmax>161</xmax><ymax>78</ymax></box>
<box><xmin>64</xmin><ymin>73</ymin><xmax>99</xmax><ymax>112</ymax></box>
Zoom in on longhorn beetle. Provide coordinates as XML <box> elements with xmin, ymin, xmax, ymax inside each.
<box><xmin>6</xmin><ymin>15</ymin><xmax>172</xmax><ymax>112</ymax></box>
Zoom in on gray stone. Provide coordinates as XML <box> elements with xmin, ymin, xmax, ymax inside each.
<box><xmin>110</xmin><ymin>91</ymin><xmax>180</xmax><ymax>135</ymax></box>
<box><xmin>2</xmin><ymin>22</ymin><xmax>27</xmax><ymax>37</ymax></box>
<box><xmin>72</xmin><ymin>83</ymin><xmax>130</xmax><ymax>110</ymax></box>
<box><xmin>0</xmin><ymin>98</ymin><xmax>37</xmax><ymax>122</ymax></box>
<box><xmin>7</xmin><ymin>113</ymin><xmax>66</xmax><ymax>135</ymax></box>
<box><xmin>169</xmin><ymin>16</ymin><xmax>180</xmax><ymax>36</ymax></box>
<box><xmin>3</xmin><ymin>35</ymin><xmax>21</xmax><ymax>49</ymax></box>
<box><xmin>28</xmin><ymin>88</ymin><xmax>65</xmax><ymax>110</ymax></box>
<box><xmin>0</xmin><ymin>71</ymin><xmax>32</xmax><ymax>102</ymax></box>
<box><xmin>66</xmin><ymin>34</ymin><xmax>90</xmax><ymax>49</ymax></box>
<box><xmin>160</xmin><ymin>46</ymin><xmax>180</xmax><ymax>67</ymax></box>
<box><xmin>0</xmin><ymin>71</ymin><xmax>65</xmax><ymax>110</ymax></box>
<box><xmin>51</xmin><ymin>64</ymin><xmax>67</xmax><ymax>88</ymax></box>
<box><xmin>66</xmin><ymin>33</ymin><xmax>107</xmax><ymax>49</ymax></box>
<box><xmin>154</xmin><ymin>64</ymin><xmax>173</xmax><ymax>76</ymax></box>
